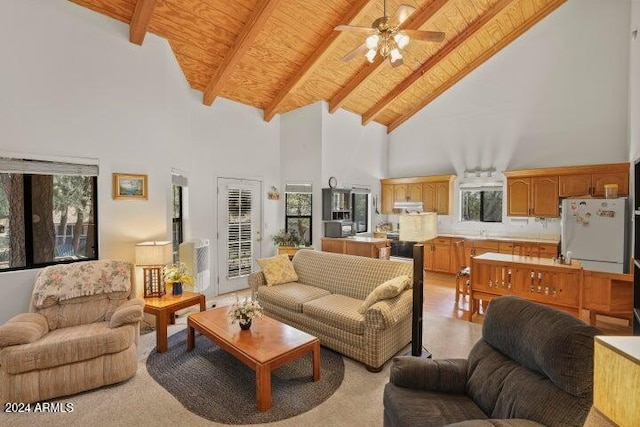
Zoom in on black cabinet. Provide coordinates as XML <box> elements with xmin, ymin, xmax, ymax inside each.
<box><xmin>322</xmin><ymin>188</ymin><xmax>352</xmax><ymax>221</ymax></box>
<box><xmin>634</xmin><ymin>158</ymin><xmax>640</xmax><ymax>335</ymax></box>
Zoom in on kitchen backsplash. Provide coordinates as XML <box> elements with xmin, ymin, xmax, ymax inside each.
<box><xmin>384</xmin><ymin>214</ymin><xmax>561</xmax><ymax>240</ymax></box>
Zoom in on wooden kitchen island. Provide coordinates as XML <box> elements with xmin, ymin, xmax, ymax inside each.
<box><xmin>469</xmin><ymin>252</ymin><xmax>583</xmax><ymax>321</ymax></box>
<box><xmin>321</xmin><ymin>236</ymin><xmax>391</xmax><ymax>259</ymax></box>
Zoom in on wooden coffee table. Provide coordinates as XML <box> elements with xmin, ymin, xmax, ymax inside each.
<box><xmin>187</xmin><ymin>307</ymin><xmax>320</xmax><ymax>411</ymax></box>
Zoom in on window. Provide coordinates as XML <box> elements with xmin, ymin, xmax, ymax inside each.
<box><xmin>460</xmin><ymin>184</ymin><xmax>503</xmax><ymax>223</ymax></box>
<box><xmin>0</xmin><ymin>158</ymin><xmax>98</xmax><ymax>271</ymax></box>
<box><xmin>285</xmin><ymin>184</ymin><xmax>312</xmax><ymax>246</ymax></box>
<box><xmin>352</xmin><ymin>192</ymin><xmax>370</xmax><ymax>233</ymax></box>
<box><xmin>171</xmin><ymin>173</ymin><xmax>187</xmax><ymax>263</ymax></box>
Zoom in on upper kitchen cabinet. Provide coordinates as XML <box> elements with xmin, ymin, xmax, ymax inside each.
<box><xmin>558</xmin><ymin>164</ymin><xmax>629</xmax><ymax>197</ymax></box>
<box><xmin>505</xmin><ymin>163</ymin><xmax>629</xmax><ymax>218</ymax></box>
<box><xmin>381</xmin><ymin>184</ymin><xmax>394</xmax><ymax>214</ymax></box>
<box><xmin>506</xmin><ymin>176</ymin><xmax>558</xmax><ymax>218</ymax></box>
<box><xmin>380</xmin><ymin>175</ymin><xmax>455</xmax><ymax>215</ymax></box>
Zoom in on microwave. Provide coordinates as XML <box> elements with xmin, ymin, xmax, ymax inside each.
<box><xmin>324</xmin><ymin>221</ymin><xmax>355</xmax><ymax>238</ymax></box>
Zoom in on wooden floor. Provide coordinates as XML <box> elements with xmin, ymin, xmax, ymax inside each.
<box><xmin>425</xmin><ymin>272</ymin><xmax>632</xmax><ymax>336</ymax></box>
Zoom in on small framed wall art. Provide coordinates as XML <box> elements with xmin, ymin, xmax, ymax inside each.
<box><xmin>113</xmin><ymin>173</ymin><xmax>148</xmax><ymax>200</ymax></box>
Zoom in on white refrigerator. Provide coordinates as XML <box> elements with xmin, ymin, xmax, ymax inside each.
<box><xmin>561</xmin><ymin>198</ymin><xmax>629</xmax><ymax>273</ymax></box>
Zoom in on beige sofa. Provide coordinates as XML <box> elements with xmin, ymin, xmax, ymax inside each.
<box><xmin>0</xmin><ymin>260</ymin><xmax>144</xmax><ymax>403</ymax></box>
<box><xmin>249</xmin><ymin>250</ymin><xmax>414</xmax><ymax>371</ymax></box>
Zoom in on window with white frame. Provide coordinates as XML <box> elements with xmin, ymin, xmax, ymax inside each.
<box><xmin>0</xmin><ymin>158</ymin><xmax>98</xmax><ymax>271</ymax></box>
<box><xmin>460</xmin><ymin>183</ymin><xmax>503</xmax><ymax>223</ymax></box>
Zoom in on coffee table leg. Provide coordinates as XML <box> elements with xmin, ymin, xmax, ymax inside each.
<box><xmin>156</xmin><ymin>310</ymin><xmax>168</xmax><ymax>353</ymax></box>
<box><xmin>256</xmin><ymin>364</ymin><xmax>271</xmax><ymax>412</ymax></box>
<box><xmin>187</xmin><ymin>323</ymin><xmax>195</xmax><ymax>351</ymax></box>
<box><xmin>199</xmin><ymin>295</ymin><xmax>206</xmax><ymax>311</ymax></box>
<box><xmin>312</xmin><ymin>341</ymin><xmax>320</xmax><ymax>381</ymax></box>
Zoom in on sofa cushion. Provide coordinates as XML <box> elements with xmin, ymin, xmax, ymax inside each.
<box><xmin>292</xmin><ymin>250</ymin><xmax>412</xmax><ymax>300</ymax></box>
<box><xmin>0</xmin><ymin>321</ymin><xmax>136</xmax><ymax>375</ymax></box>
<box><xmin>384</xmin><ymin>383</ymin><xmax>488</xmax><ymax>427</ymax></box>
<box><xmin>358</xmin><ymin>275</ymin><xmax>411</xmax><ymax>314</ymax></box>
<box><xmin>303</xmin><ymin>294</ymin><xmax>364</xmax><ymax>335</ymax></box>
<box><xmin>257</xmin><ymin>254</ymin><xmax>299</xmax><ymax>286</ymax></box>
<box><xmin>258</xmin><ymin>282</ymin><xmax>330</xmax><ymax>312</ymax></box>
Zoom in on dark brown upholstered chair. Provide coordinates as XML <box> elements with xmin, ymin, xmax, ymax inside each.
<box><xmin>383</xmin><ymin>296</ymin><xmax>602</xmax><ymax>427</ymax></box>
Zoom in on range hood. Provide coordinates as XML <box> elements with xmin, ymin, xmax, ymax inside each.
<box><xmin>392</xmin><ymin>201</ymin><xmax>424</xmax><ymax>213</ymax></box>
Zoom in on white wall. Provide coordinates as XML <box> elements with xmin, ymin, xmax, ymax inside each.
<box><xmin>388</xmin><ymin>0</ymin><xmax>631</xmax><ymax>238</ymax></box>
<box><xmin>279</xmin><ymin>103</ymin><xmax>323</xmax><ymax>248</ymax></box>
<box><xmin>0</xmin><ymin>0</ymin><xmax>280</xmax><ymax>323</ymax></box>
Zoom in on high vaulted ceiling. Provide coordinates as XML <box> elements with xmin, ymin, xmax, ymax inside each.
<box><xmin>69</xmin><ymin>0</ymin><xmax>566</xmax><ymax>132</ymax></box>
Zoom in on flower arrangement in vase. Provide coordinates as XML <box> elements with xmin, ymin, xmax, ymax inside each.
<box><xmin>163</xmin><ymin>262</ymin><xmax>194</xmax><ymax>296</ymax></box>
<box><xmin>227</xmin><ymin>295</ymin><xmax>264</xmax><ymax>330</ymax></box>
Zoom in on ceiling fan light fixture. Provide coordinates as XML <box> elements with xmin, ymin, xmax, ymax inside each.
<box><xmin>365</xmin><ymin>48</ymin><xmax>377</xmax><ymax>63</ymax></box>
<box><xmin>365</xmin><ymin>34</ymin><xmax>380</xmax><ymax>50</ymax></box>
<box><xmin>394</xmin><ymin>33</ymin><xmax>410</xmax><ymax>49</ymax></box>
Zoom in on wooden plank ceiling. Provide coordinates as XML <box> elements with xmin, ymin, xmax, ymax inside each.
<box><xmin>69</xmin><ymin>0</ymin><xmax>566</xmax><ymax>133</ymax></box>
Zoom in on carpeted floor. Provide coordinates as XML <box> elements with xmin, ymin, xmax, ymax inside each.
<box><xmin>1</xmin><ymin>313</ymin><xmax>482</xmax><ymax>427</ymax></box>
<box><xmin>146</xmin><ymin>330</ymin><xmax>345</xmax><ymax>424</ymax></box>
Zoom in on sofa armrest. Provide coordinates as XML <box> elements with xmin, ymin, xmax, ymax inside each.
<box><xmin>0</xmin><ymin>313</ymin><xmax>49</xmax><ymax>348</ymax></box>
<box><xmin>389</xmin><ymin>356</ymin><xmax>468</xmax><ymax>394</ymax></box>
<box><xmin>364</xmin><ymin>289</ymin><xmax>412</xmax><ymax>330</ymax></box>
<box><xmin>109</xmin><ymin>298</ymin><xmax>144</xmax><ymax>328</ymax></box>
<box><xmin>248</xmin><ymin>271</ymin><xmax>266</xmax><ymax>295</ymax></box>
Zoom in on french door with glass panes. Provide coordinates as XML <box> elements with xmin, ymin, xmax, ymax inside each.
<box><xmin>216</xmin><ymin>178</ymin><xmax>262</xmax><ymax>295</ymax></box>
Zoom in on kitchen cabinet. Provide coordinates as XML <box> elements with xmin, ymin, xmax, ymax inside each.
<box><xmin>321</xmin><ymin>237</ymin><xmax>391</xmax><ymax>259</ymax></box>
<box><xmin>506</xmin><ymin>176</ymin><xmax>558</xmax><ymax>217</ymax></box>
<box><xmin>380</xmin><ymin>175</ymin><xmax>455</xmax><ymax>215</ymax></box>
<box><xmin>394</xmin><ymin>184</ymin><xmax>422</xmax><ymax>203</ymax></box>
<box><xmin>424</xmin><ymin>237</ymin><xmax>453</xmax><ymax>273</ymax></box>
<box><xmin>381</xmin><ymin>184</ymin><xmax>394</xmax><ymax>214</ymax></box>
<box><xmin>322</xmin><ymin>188</ymin><xmax>351</xmax><ymax>221</ymax></box>
<box><xmin>469</xmin><ymin>253</ymin><xmax>582</xmax><ymax>321</ymax></box>
<box><xmin>559</xmin><ymin>171</ymin><xmax>629</xmax><ymax>197</ymax></box>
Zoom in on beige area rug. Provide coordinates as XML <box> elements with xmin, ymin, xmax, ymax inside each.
<box><xmin>1</xmin><ymin>313</ymin><xmax>482</xmax><ymax>427</ymax></box>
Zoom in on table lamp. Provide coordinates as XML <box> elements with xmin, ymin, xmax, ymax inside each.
<box><xmin>399</xmin><ymin>212</ymin><xmax>438</xmax><ymax>357</ymax></box>
<box><xmin>135</xmin><ymin>241</ymin><xmax>173</xmax><ymax>298</ymax></box>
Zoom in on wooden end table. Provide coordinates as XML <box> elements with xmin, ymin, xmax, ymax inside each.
<box><xmin>187</xmin><ymin>307</ymin><xmax>320</xmax><ymax>411</ymax></box>
<box><xmin>144</xmin><ymin>291</ymin><xmax>206</xmax><ymax>353</ymax></box>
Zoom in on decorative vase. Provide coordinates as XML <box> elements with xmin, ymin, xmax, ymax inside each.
<box><xmin>171</xmin><ymin>282</ymin><xmax>183</xmax><ymax>296</ymax></box>
<box><xmin>240</xmin><ymin>319</ymin><xmax>252</xmax><ymax>330</ymax></box>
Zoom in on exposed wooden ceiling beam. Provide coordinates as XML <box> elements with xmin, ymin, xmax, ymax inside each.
<box><xmin>203</xmin><ymin>0</ymin><xmax>281</xmax><ymax>106</ymax></box>
<box><xmin>387</xmin><ymin>0</ymin><xmax>567</xmax><ymax>133</ymax></box>
<box><xmin>129</xmin><ymin>0</ymin><xmax>158</xmax><ymax>45</ymax></box>
<box><xmin>262</xmin><ymin>0</ymin><xmax>371</xmax><ymax>122</ymax></box>
<box><xmin>328</xmin><ymin>0</ymin><xmax>450</xmax><ymax>115</ymax></box>
<box><xmin>362</xmin><ymin>0</ymin><xmax>514</xmax><ymax>126</ymax></box>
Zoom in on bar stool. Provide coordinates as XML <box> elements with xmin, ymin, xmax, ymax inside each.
<box><xmin>453</xmin><ymin>240</ymin><xmax>470</xmax><ymax>303</ymax></box>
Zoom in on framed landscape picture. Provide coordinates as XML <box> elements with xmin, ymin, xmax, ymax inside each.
<box><xmin>113</xmin><ymin>173</ymin><xmax>148</xmax><ymax>200</ymax></box>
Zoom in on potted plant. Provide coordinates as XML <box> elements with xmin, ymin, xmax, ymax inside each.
<box><xmin>227</xmin><ymin>295</ymin><xmax>264</xmax><ymax>330</ymax></box>
<box><xmin>163</xmin><ymin>262</ymin><xmax>194</xmax><ymax>296</ymax></box>
<box><xmin>272</xmin><ymin>229</ymin><xmax>304</xmax><ymax>258</ymax></box>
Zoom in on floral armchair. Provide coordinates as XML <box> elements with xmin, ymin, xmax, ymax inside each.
<box><xmin>0</xmin><ymin>260</ymin><xmax>144</xmax><ymax>404</ymax></box>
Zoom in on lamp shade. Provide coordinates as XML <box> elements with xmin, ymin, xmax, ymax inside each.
<box><xmin>135</xmin><ymin>241</ymin><xmax>173</xmax><ymax>266</ymax></box>
<box><xmin>399</xmin><ymin>213</ymin><xmax>438</xmax><ymax>242</ymax></box>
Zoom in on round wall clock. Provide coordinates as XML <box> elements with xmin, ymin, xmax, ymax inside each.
<box><xmin>328</xmin><ymin>176</ymin><xmax>337</xmax><ymax>189</ymax></box>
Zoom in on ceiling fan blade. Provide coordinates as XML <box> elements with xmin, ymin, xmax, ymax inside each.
<box><xmin>402</xmin><ymin>29</ymin><xmax>446</xmax><ymax>42</ymax></box>
<box><xmin>389</xmin><ymin>5</ymin><xmax>416</xmax><ymax>27</ymax></box>
<box><xmin>342</xmin><ymin>43</ymin><xmax>369</xmax><ymax>62</ymax></box>
<box><xmin>335</xmin><ymin>25</ymin><xmax>377</xmax><ymax>34</ymax></box>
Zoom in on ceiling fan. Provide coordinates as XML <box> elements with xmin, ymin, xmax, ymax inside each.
<box><xmin>335</xmin><ymin>0</ymin><xmax>445</xmax><ymax>67</ymax></box>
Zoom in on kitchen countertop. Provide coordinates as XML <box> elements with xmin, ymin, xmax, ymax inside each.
<box><xmin>322</xmin><ymin>236</ymin><xmax>391</xmax><ymax>243</ymax></box>
<box><xmin>473</xmin><ymin>252</ymin><xmax>580</xmax><ymax>269</ymax></box>
<box><xmin>375</xmin><ymin>231</ymin><xmax>559</xmax><ymax>244</ymax></box>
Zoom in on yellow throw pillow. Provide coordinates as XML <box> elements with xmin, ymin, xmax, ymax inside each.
<box><xmin>358</xmin><ymin>275</ymin><xmax>411</xmax><ymax>314</ymax></box>
<box><xmin>257</xmin><ymin>254</ymin><xmax>299</xmax><ymax>286</ymax></box>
